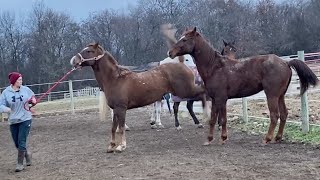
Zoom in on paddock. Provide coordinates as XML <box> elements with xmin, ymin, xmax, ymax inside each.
<box><xmin>0</xmin><ymin>106</ymin><xmax>319</xmax><ymax>179</ymax></box>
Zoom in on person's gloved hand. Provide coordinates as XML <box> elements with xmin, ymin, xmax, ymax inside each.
<box><xmin>28</xmin><ymin>97</ymin><xmax>37</xmax><ymax>106</ymax></box>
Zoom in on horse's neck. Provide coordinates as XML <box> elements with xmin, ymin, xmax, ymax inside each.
<box><xmin>191</xmin><ymin>39</ymin><xmax>222</xmax><ymax>79</ymax></box>
<box><xmin>92</xmin><ymin>55</ymin><xmax>119</xmax><ymax>91</ymax></box>
<box><xmin>227</xmin><ymin>53</ymin><xmax>236</xmax><ymax>60</ymax></box>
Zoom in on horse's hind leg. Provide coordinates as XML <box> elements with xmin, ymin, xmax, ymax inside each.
<box><xmin>173</xmin><ymin>102</ymin><xmax>182</xmax><ymax>130</ymax></box>
<box><xmin>263</xmin><ymin>96</ymin><xmax>280</xmax><ymax>144</ymax></box>
<box><xmin>187</xmin><ymin>100</ymin><xmax>203</xmax><ymax>128</ymax></box>
<box><xmin>150</xmin><ymin>103</ymin><xmax>156</xmax><ymax>127</ymax></box>
<box><xmin>151</xmin><ymin>101</ymin><xmax>164</xmax><ymax>129</ymax></box>
<box><xmin>275</xmin><ymin>95</ymin><xmax>288</xmax><ymax>142</ymax></box>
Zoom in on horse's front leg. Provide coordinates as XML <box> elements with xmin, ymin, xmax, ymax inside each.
<box><xmin>151</xmin><ymin>101</ymin><xmax>164</xmax><ymax>129</ymax></box>
<box><xmin>203</xmin><ymin>100</ymin><xmax>218</xmax><ymax>146</ymax></box>
<box><xmin>107</xmin><ymin>113</ymin><xmax>118</xmax><ymax>153</ymax></box>
<box><xmin>114</xmin><ymin>107</ymin><xmax>128</xmax><ymax>153</ymax></box>
<box><xmin>219</xmin><ymin>103</ymin><xmax>228</xmax><ymax>144</ymax></box>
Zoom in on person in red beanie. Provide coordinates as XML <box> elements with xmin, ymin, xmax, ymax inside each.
<box><xmin>0</xmin><ymin>72</ymin><xmax>36</xmax><ymax>172</ymax></box>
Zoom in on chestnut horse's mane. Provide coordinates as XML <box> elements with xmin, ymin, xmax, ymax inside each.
<box><xmin>87</xmin><ymin>43</ymin><xmax>132</xmax><ymax>76</ymax></box>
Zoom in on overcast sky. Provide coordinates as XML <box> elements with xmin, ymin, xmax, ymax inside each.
<box><xmin>0</xmin><ymin>0</ymin><xmax>138</xmax><ymax>22</ymax></box>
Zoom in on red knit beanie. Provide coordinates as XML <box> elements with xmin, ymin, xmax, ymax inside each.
<box><xmin>8</xmin><ymin>72</ymin><xmax>22</xmax><ymax>85</ymax></box>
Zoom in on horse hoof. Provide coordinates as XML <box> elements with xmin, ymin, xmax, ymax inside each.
<box><xmin>261</xmin><ymin>139</ymin><xmax>272</xmax><ymax>146</ymax></box>
<box><xmin>107</xmin><ymin>146</ymin><xmax>115</xmax><ymax>153</ymax></box>
<box><xmin>274</xmin><ymin>136</ymin><xmax>282</xmax><ymax>143</ymax></box>
<box><xmin>125</xmin><ymin>124</ymin><xmax>130</xmax><ymax>131</ymax></box>
<box><xmin>158</xmin><ymin>124</ymin><xmax>165</xmax><ymax>129</ymax></box>
<box><xmin>197</xmin><ymin>124</ymin><xmax>204</xmax><ymax>128</ymax></box>
<box><xmin>203</xmin><ymin>141</ymin><xmax>212</xmax><ymax>146</ymax></box>
<box><xmin>219</xmin><ymin>138</ymin><xmax>228</xmax><ymax>145</ymax></box>
<box><xmin>151</xmin><ymin>124</ymin><xmax>157</xmax><ymax>129</ymax></box>
<box><xmin>176</xmin><ymin>126</ymin><xmax>182</xmax><ymax>131</ymax></box>
<box><xmin>115</xmin><ymin>145</ymin><xmax>126</xmax><ymax>153</ymax></box>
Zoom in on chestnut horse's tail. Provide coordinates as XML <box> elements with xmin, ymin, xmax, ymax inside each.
<box><xmin>288</xmin><ymin>59</ymin><xmax>319</xmax><ymax>95</ymax></box>
<box><xmin>99</xmin><ymin>91</ymin><xmax>108</xmax><ymax>120</ymax></box>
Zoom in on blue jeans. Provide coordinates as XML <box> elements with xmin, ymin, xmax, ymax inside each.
<box><xmin>10</xmin><ymin>120</ymin><xmax>32</xmax><ymax>151</ymax></box>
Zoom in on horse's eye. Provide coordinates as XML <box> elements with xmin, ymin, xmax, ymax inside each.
<box><xmin>182</xmin><ymin>38</ymin><xmax>187</xmax><ymax>42</ymax></box>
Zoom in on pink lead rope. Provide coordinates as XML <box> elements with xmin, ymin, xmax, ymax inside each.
<box><xmin>24</xmin><ymin>67</ymin><xmax>78</xmax><ymax>113</ymax></box>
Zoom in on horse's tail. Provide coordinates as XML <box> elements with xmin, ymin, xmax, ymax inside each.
<box><xmin>288</xmin><ymin>59</ymin><xmax>319</xmax><ymax>95</ymax></box>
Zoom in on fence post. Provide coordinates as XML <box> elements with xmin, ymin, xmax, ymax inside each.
<box><xmin>298</xmin><ymin>50</ymin><xmax>309</xmax><ymax>133</ymax></box>
<box><xmin>242</xmin><ymin>97</ymin><xmax>248</xmax><ymax>123</ymax></box>
<box><xmin>0</xmin><ymin>91</ymin><xmax>3</xmax><ymax>122</ymax></box>
<box><xmin>68</xmin><ymin>80</ymin><xmax>75</xmax><ymax>114</ymax></box>
<box><xmin>47</xmin><ymin>84</ymin><xmax>51</xmax><ymax>101</ymax></box>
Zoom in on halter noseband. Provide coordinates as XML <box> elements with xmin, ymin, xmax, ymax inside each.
<box><xmin>76</xmin><ymin>52</ymin><xmax>105</xmax><ymax>66</ymax></box>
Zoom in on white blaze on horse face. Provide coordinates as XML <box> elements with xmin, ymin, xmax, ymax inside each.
<box><xmin>82</xmin><ymin>47</ymin><xmax>89</xmax><ymax>51</ymax></box>
<box><xmin>179</xmin><ymin>35</ymin><xmax>186</xmax><ymax>41</ymax></box>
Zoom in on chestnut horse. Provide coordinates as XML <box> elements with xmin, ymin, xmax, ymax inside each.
<box><xmin>70</xmin><ymin>43</ymin><xmax>210</xmax><ymax>152</ymax></box>
<box><xmin>168</xmin><ymin>27</ymin><xmax>319</xmax><ymax>145</ymax></box>
<box><xmin>150</xmin><ymin>24</ymin><xmax>208</xmax><ymax>130</ymax></box>
<box><xmin>221</xmin><ymin>39</ymin><xmax>237</xmax><ymax>60</ymax></box>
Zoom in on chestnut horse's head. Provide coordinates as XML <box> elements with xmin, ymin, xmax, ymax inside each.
<box><xmin>168</xmin><ymin>27</ymin><xmax>199</xmax><ymax>59</ymax></box>
<box><xmin>221</xmin><ymin>39</ymin><xmax>237</xmax><ymax>59</ymax></box>
<box><xmin>70</xmin><ymin>42</ymin><xmax>105</xmax><ymax>68</ymax></box>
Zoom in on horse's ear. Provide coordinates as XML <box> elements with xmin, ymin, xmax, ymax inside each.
<box><xmin>93</xmin><ymin>42</ymin><xmax>99</xmax><ymax>49</ymax></box>
<box><xmin>223</xmin><ymin>39</ymin><xmax>227</xmax><ymax>46</ymax></box>
<box><xmin>192</xmin><ymin>27</ymin><xmax>197</xmax><ymax>32</ymax></box>
<box><xmin>232</xmin><ymin>39</ymin><xmax>236</xmax><ymax>45</ymax></box>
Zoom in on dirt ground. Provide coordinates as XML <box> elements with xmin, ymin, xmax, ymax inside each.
<box><xmin>0</xmin><ymin>106</ymin><xmax>320</xmax><ymax>180</ymax></box>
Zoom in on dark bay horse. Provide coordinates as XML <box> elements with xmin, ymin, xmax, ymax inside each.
<box><xmin>168</xmin><ymin>27</ymin><xmax>319</xmax><ymax>145</ymax></box>
<box><xmin>70</xmin><ymin>43</ymin><xmax>210</xmax><ymax>152</ymax></box>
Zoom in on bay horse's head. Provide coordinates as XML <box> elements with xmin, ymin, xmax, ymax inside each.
<box><xmin>70</xmin><ymin>42</ymin><xmax>105</xmax><ymax>68</ymax></box>
<box><xmin>168</xmin><ymin>27</ymin><xmax>199</xmax><ymax>59</ymax></box>
<box><xmin>221</xmin><ymin>39</ymin><xmax>237</xmax><ymax>59</ymax></box>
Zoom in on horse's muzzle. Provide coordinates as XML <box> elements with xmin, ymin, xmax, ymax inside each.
<box><xmin>70</xmin><ymin>55</ymin><xmax>81</xmax><ymax>68</ymax></box>
<box><xmin>168</xmin><ymin>50</ymin><xmax>177</xmax><ymax>59</ymax></box>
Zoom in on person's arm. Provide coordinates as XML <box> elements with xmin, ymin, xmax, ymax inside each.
<box><xmin>26</xmin><ymin>87</ymin><xmax>36</xmax><ymax>104</ymax></box>
<box><xmin>0</xmin><ymin>92</ymin><xmax>11</xmax><ymax>113</ymax></box>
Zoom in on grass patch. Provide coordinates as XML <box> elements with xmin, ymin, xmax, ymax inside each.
<box><xmin>229</xmin><ymin>116</ymin><xmax>320</xmax><ymax>145</ymax></box>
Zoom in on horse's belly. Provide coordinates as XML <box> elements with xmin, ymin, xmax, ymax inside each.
<box><xmin>229</xmin><ymin>83</ymin><xmax>263</xmax><ymax>98</ymax></box>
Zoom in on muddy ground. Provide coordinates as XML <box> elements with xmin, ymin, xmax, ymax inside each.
<box><xmin>0</xmin><ymin>106</ymin><xmax>320</xmax><ymax>180</ymax></box>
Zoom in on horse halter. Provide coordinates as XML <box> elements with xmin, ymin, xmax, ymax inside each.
<box><xmin>76</xmin><ymin>52</ymin><xmax>105</xmax><ymax>66</ymax></box>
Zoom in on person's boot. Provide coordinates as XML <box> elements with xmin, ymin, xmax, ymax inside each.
<box><xmin>25</xmin><ymin>151</ymin><xmax>32</xmax><ymax>166</ymax></box>
<box><xmin>15</xmin><ymin>150</ymin><xmax>25</xmax><ymax>172</ymax></box>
